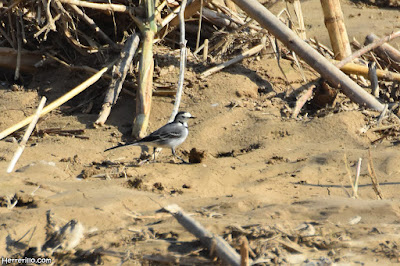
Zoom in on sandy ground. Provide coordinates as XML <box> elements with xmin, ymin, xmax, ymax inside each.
<box><xmin>1</xmin><ymin>0</ymin><xmax>400</xmax><ymax>265</ymax></box>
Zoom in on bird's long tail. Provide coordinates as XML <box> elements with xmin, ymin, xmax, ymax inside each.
<box><xmin>104</xmin><ymin>142</ymin><xmax>138</xmax><ymax>152</ymax></box>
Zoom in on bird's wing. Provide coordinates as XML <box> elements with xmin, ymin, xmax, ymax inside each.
<box><xmin>139</xmin><ymin>123</ymin><xmax>183</xmax><ymax>143</ymax></box>
<box><xmin>104</xmin><ymin>123</ymin><xmax>184</xmax><ymax>151</ymax></box>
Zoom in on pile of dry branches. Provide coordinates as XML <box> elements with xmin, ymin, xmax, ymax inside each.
<box><xmin>0</xmin><ymin>0</ymin><xmax>265</xmax><ymax>71</ymax></box>
<box><xmin>0</xmin><ymin>0</ymin><xmax>269</xmax><ymax>140</ymax></box>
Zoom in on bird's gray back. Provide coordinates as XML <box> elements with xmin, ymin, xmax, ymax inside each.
<box><xmin>137</xmin><ymin>122</ymin><xmax>188</xmax><ymax>148</ymax></box>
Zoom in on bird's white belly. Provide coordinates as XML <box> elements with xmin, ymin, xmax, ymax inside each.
<box><xmin>168</xmin><ymin>128</ymin><xmax>188</xmax><ymax>147</ymax></box>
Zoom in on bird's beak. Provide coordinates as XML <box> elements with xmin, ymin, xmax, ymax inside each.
<box><xmin>190</xmin><ymin>116</ymin><xmax>196</xmax><ymax>119</ymax></box>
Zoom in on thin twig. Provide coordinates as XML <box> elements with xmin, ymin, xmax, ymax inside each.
<box><xmin>377</xmin><ymin>103</ymin><xmax>388</xmax><ymax>126</ymax></box>
<box><xmin>159</xmin><ymin>0</ymin><xmax>193</xmax><ymax>28</ymax></box>
<box><xmin>367</xmin><ymin>150</ymin><xmax>383</xmax><ymax>200</ymax></box>
<box><xmin>6</xmin><ymin>195</ymin><xmax>18</xmax><ymax>209</ymax></box>
<box><xmin>14</xmin><ymin>13</ymin><xmax>22</xmax><ymax>80</ymax></box>
<box><xmin>368</xmin><ymin>61</ymin><xmax>379</xmax><ymax>97</ymax></box>
<box><xmin>169</xmin><ymin>0</ymin><xmax>187</xmax><ymax>121</ymax></box>
<box><xmin>42</xmin><ymin>0</ymin><xmax>56</xmax><ymax>36</ymax></box>
<box><xmin>309</xmin><ymin>38</ymin><xmax>334</xmax><ymax>57</ymax></box>
<box><xmin>273</xmin><ymin>37</ymin><xmax>292</xmax><ymax>89</ymax></box>
<box><xmin>19</xmin><ymin>12</ymin><xmax>27</xmax><ymax>44</ymax></box>
<box><xmin>7</xmin><ymin>97</ymin><xmax>47</xmax><ymax>173</ymax></box>
<box><xmin>152</xmin><ymin>0</ymin><xmax>188</xmax><ymax>159</ymax></box>
<box><xmin>68</xmin><ymin>4</ymin><xmax>118</xmax><ymax>48</ymax></box>
<box><xmin>0</xmin><ymin>25</ymin><xmax>15</xmax><ymax>48</ymax></box>
<box><xmin>195</xmin><ymin>0</ymin><xmax>203</xmax><ymax>51</ymax></box>
<box><xmin>291</xmin><ymin>51</ymin><xmax>307</xmax><ymax>82</ymax></box>
<box><xmin>336</xmin><ymin>30</ymin><xmax>400</xmax><ymax>69</ymax></box>
<box><xmin>292</xmin><ymin>84</ymin><xmax>315</xmax><ymax>118</ymax></box>
<box><xmin>354</xmin><ymin>158</ymin><xmax>362</xmax><ymax>198</ymax></box>
<box><xmin>0</xmin><ymin>0</ymin><xmax>23</xmax><ymax>16</ymax></box>
<box><xmin>292</xmin><ymin>0</ymin><xmax>306</xmax><ymax>40</ymax></box>
<box><xmin>203</xmin><ymin>39</ymin><xmax>209</xmax><ymax>61</ymax></box>
<box><xmin>201</xmin><ymin>37</ymin><xmax>266</xmax><ymax>78</ymax></box>
<box><xmin>344</xmin><ymin>154</ymin><xmax>356</xmax><ymax>198</ymax></box>
<box><xmin>58</xmin><ymin>0</ymin><xmax>133</xmax><ymax>13</ymax></box>
<box><xmin>8</xmin><ymin>12</ymin><xmax>16</xmax><ymax>47</ymax></box>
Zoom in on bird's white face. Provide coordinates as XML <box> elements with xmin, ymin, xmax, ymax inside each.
<box><xmin>181</xmin><ymin>112</ymin><xmax>193</xmax><ymax>119</ymax></box>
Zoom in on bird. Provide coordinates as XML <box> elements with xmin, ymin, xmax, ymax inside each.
<box><xmin>105</xmin><ymin>111</ymin><xmax>195</xmax><ymax>163</ymax></box>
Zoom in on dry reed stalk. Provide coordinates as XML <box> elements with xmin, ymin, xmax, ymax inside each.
<box><xmin>367</xmin><ymin>150</ymin><xmax>383</xmax><ymax>200</ymax></box>
<box><xmin>332</xmin><ymin>60</ymin><xmax>400</xmax><ymax>82</ymax></box>
<box><xmin>320</xmin><ymin>0</ymin><xmax>351</xmax><ymax>60</ymax></box>
<box><xmin>371</xmin><ymin>124</ymin><xmax>399</xmax><ymax>132</ymax></box>
<box><xmin>132</xmin><ymin>31</ymin><xmax>154</xmax><ymax>139</ymax></box>
<box><xmin>132</xmin><ymin>0</ymin><xmax>157</xmax><ymax>139</ymax></box>
<box><xmin>7</xmin><ymin>97</ymin><xmax>47</xmax><ymax>173</ymax></box>
<box><xmin>293</xmin><ymin>0</ymin><xmax>306</xmax><ymax>40</ymax></box>
<box><xmin>58</xmin><ymin>0</ymin><xmax>133</xmax><ymax>13</ymax></box>
<box><xmin>354</xmin><ymin>158</ymin><xmax>362</xmax><ymax>198</ymax></box>
<box><xmin>240</xmin><ymin>236</ymin><xmax>249</xmax><ymax>266</ymax></box>
<box><xmin>95</xmin><ymin>33</ymin><xmax>140</xmax><ymax>126</ymax></box>
<box><xmin>14</xmin><ymin>14</ymin><xmax>22</xmax><ymax>80</ymax></box>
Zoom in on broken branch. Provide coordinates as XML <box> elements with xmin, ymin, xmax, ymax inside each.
<box><xmin>163</xmin><ymin>204</ymin><xmax>242</xmax><ymax>266</ymax></box>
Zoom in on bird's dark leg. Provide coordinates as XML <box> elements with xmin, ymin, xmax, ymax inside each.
<box><xmin>152</xmin><ymin>147</ymin><xmax>157</xmax><ymax>161</ymax></box>
<box><xmin>172</xmin><ymin>148</ymin><xmax>189</xmax><ymax>164</ymax></box>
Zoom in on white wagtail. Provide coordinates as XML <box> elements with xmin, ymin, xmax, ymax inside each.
<box><xmin>105</xmin><ymin>111</ymin><xmax>195</xmax><ymax>163</ymax></box>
